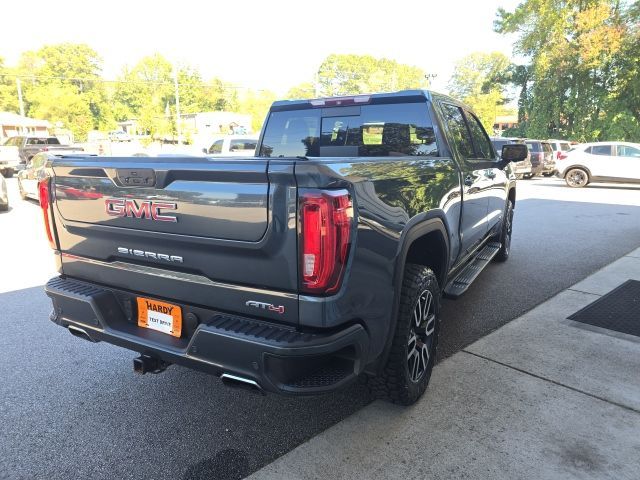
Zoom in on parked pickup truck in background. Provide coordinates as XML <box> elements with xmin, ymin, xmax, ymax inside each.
<box><xmin>2</xmin><ymin>135</ymin><xmax>82</xmax><ymax>169</ymax></box>
<box><xmin>41</xmin><ymin>90</ymin><xmax>527</xmax><ymax>405</ymax></box>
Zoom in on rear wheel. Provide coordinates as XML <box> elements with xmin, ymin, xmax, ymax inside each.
<box><xmin>565</xmin><ymin>168</ymin><xmax>589</xmax><ymax>188</ymax></box>
<box><xmin>1</xmin><ymin>169</ymin><xmax>12</xmax><ymax>178</ymax></box>
<box><xmin>366</xmin><ymin>265</ymin><xmax>440</xmax><ymax>405</ymax></box>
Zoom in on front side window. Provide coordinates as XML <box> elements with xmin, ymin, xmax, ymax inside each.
<box><xmin>26</xmin><ymin>138</ymin><xmax>47</xmax><ymax>145</ymax></box>
<box><xmin>591</xmin><ymin>145</ymin><xmax>612</xmax><ymax>156</ymax></box>
<box><xmin>31</xmin><ymin>153</ymin><xmax>46</xmax><ymax>169</ymax></box>
<box><xmin>465</xmin><ymin>112</ymin><xmax>493</xmax><ymax>159</ymax></box>
<box><xmin>441</xmin><ymin>104</ymin><xmax>474</xmax><ymax>159</ymax></box>
<box><xmin>208</xmin><ymin>140</ymin><xmax>224</xmax><ymax>154</ymax></box>
<box><xmin>617</xmin><ymin>145</ymin><xmax>640</xmax><ymax>158</ymax></box>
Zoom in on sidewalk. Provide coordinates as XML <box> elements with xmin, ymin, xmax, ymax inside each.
<box><xmin>249</xmin><ymin>247</ymin><xmax>640</xmax><ymax>480</ymax></box>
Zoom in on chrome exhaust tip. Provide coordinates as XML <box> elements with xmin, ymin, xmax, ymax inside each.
<box><xmin>68</xmin><ymin>325</ymin><xmax>98</xmax><ymax>343</ymax></box>
<box><xmin>221</xmin><ymin>373</ymin><xmax>264</xmax><ymax>395</ymax></box>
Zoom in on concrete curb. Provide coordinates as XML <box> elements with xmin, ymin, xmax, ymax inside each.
<box><xmin>248</xmin><ymin>247</ymin><xmax>640</xmax><ymax>480</ymax></box>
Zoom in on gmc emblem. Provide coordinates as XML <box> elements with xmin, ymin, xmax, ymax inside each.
<box><xmin>105</xmin><ymin>198</ymin><xmax>177</xmax><ymax>222</ymax></box>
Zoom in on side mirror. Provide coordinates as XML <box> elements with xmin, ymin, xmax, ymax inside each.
<box><xmin>202</xmin><ymin>148</ymin><xmax>207</xmax><ymax>154</ymax></box>
<box><xmin>501</xmin><ymin>144</ymin><xmax>528</xmax><ymax>163</ymax></box>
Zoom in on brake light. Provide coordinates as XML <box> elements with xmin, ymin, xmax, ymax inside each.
<box><xmin>558</xmin><ymin>152</ymin><xmax>568</xmax><ymax>160</ymax></box>
<box><xmin>310</xmin><ymin>95</ymin><xmax>371</xmax><ymax>107</ymax></box>
<box><xmin>300</xmin><ymin>190</ymin><xmax>353</xmax><ymax>294</ymax></box>
<box><xmin>38</xmin><ymin>177</ymin><xmax>57</xmax><ymax>249</ymax></box>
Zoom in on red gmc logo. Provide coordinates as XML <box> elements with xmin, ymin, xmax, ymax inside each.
<box><xmin>105</xmin><ymin>198</ymin><xmax>178</xmax><ymax>222</ymax></box>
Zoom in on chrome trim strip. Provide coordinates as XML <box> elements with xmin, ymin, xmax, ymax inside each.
<box><xmin>60</xmin><ymin>253</ymin><xmax>297</xmax><ymax>300</ymax></box>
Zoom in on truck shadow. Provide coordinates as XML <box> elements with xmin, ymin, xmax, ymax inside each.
<box><xmin>0</xmin><ymin>286</ymin><xmax>371</xmax><ymax>480</ymax></box>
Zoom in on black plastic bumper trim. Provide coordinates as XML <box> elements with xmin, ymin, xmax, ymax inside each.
<box><xmin>45</xmin><ymin>276</ymin><xmax>369</xmax><ymax>395</ymax></box>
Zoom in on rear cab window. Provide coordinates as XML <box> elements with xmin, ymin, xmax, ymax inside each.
<box><xmin>259</xmin><ymin>101</ymin><xmax>438</xmax><ymax>158</ymax></box>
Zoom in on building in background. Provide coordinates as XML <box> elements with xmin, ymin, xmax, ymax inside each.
<box><xmin>493</xmin><ymin>114</ymin><xmax>518</xmax><ymax>135</ymax></box>
<box><xmin>0</xmin><ymin>112</ymin><xmax>50</xmax><ymax>139</ymax></box>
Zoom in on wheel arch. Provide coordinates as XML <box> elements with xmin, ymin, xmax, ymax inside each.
<box><xmin>562</xmin><ymin>164</ymin><xmax>592</xmax><ymax>179</ymax></box>
<box><xmin>367</xmin><ymin>211</ymin><xmax>451</xmax><ymax>374</ymax></box>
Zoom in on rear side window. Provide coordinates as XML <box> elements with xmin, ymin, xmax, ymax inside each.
<box><xmin>542</xmin><ymin>143</ymin><xmax>553</xmax><ymax>154</ymax></box>
<box><xmin>27</xmin><ymin>138</ymin><xmax>47</xmax><ymax>145</ymax></box>
<box><xmin>229</xmin><ymin>139</ymin><xmax>258</xmax><ymax>153</ymax></box>
<box><xmin>46</xmin><ymin>137</ymin><xmax>61</xmax><ymax>145</ymax></box>
<box><xmin>560</xmin><ymin>143</ymin><xmax>571</xmax><ymax>151</ymax></box>
<box><xmin>526</xmin><ymin>141</ymin><xmax>541</xmax><ymax>152</ymax></box>
<box><xmin>591</xmin><ymin>145</ymin><xmax>612</xmax><ymax>156</ymax></box>
<box><xmin>440</xmin><ymin>104</ymin><xmax>474</xmax><ymax>159</ymax></box>
<box><xmin>260</xmin><ymin>102</ymin><xmax>438</xmax><ymax>157</ymax></box>
<box><xmin>617</xmin><ymin>145</ymin><xmax>640</xmax><ymax>157</ymax></box>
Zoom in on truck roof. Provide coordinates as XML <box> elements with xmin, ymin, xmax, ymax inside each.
<box><xmin>270</xmin><ymin>89</ymin><xmax>467</xmax><ymax>112</ymax></box>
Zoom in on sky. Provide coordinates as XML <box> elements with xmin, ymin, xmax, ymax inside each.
<box><xmin>0</xmin><ymin>0</ymin><xmax>521</xmax><ymax>95</ymax></box>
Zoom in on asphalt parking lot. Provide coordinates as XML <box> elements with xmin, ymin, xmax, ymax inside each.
<box><xmin>1</xmin><ymin>176</ymin><xmax>639</xmax><ymax>480</ymax></box>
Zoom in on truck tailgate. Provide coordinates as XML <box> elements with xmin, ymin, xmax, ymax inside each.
<box><xmin>50</xmin><ymin>156</ymin><xmax>299</xmax><ymax>322</ymax></box>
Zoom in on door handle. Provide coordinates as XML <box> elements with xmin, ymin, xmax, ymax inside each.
<box><xmin>464</xmin><ymin>175</ymin><xmax>473</xmax><ymax>187</ymax></box>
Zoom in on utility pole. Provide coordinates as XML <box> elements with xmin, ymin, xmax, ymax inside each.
<box><xmin>173</xmin><ymin>64</ymin><xmax>181</xmax><ymax>145</ymax></box>
<box><xmin>16</xmin><ymin>77</ymin><xmax>26</xmax><ymax>134</ymax></box>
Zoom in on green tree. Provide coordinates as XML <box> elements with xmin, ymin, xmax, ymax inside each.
<box><xmin>14</xmin><ymin>43</ymin><xmax>112</xmax><ymax>140</ymax></box>
<box><xmin>0</xmin><ymin>57</ymin><xmax>18</xmax><ymax>113</ymax></box>
<box><xmin>448</xmin><ymin>51</ymin><xmax>512</xmax><ymax>131</ymax></box>
<box><xmin>316</xmin><ymin>54</ymin><xmax>428</xmax><ymax>96</ymax></box>
<box><xmin>112</xmin><ymin>54</ymin><xmax>239</xmax><ymax>137</ymax></box>
<box><xmin>285</xmin><ymin>82</ymin><xmax>316</xmax><ymax>100</ymax></box>
<box><xmin>496</xmin><ymin>0</ymin><xmax>638</xmax><ymax>141</ymax></box>
<box><xmin>237</xmin><ymin>89</ymin><xmax>277</xmax><ymax>133</ymax></box>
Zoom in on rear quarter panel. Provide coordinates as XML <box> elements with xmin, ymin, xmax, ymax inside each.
<box><xmin>295</xmin><ymin>155</ymin><xmax>461</xmax><ymax>360</ymax></box>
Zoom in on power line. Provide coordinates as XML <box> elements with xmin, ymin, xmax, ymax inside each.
<box><xmin>0</xmin><ymin>73</ymin><xmax>271</xmax><ymax>91</ymax></box>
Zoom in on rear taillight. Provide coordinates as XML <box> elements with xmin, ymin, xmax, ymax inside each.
<box><xmin>558</xmin><ymin>152</ymin><xmax>568</xmax><ymax>160</ymax></box>
<box><xmin>300</xmin><ymin>189</ymin><xmax>353</xmax><ymax>295</ymax></box>
<box><xmin>38</xmin><ymin>177</ymin><xmax>57</xmax><ymax>249</ymax></box>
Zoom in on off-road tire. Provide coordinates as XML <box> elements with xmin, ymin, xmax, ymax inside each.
<box><xmin>366</xmin><ymin>265</ymin><xmax>440</xmax><ymax>405</ymax></box>
<box><xmin>495</xmin><ymin>200</ymin><xmax>514</xmax><ymax>262</ymax></box>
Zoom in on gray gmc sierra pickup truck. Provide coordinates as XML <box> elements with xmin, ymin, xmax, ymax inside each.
<box><xmin>42</xmin><ymin>90</ymin><xmax>527</xmax><ymax>405</ymax></box>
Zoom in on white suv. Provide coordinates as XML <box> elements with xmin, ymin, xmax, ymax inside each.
<box><xmin>556</xmin><ymin>141</ymin><xmax>640</xmax><ymax>187</ymax></box>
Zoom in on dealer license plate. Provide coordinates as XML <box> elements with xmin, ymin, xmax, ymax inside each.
<box><xmin>137</xmin><ymin>297</ymin><xmax>182</xmax><ymax>337</ymax></box>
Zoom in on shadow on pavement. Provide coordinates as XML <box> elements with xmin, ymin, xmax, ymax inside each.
<box><xmin>0</xmin><ymin>285</ymin><xmax>372</xmax><ymax>480</ymax></box>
